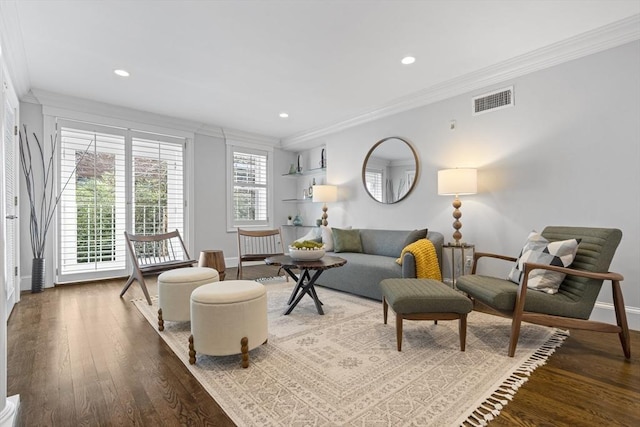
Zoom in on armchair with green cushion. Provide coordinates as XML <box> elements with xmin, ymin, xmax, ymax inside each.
<box><xmin>456</xmin><ymin>226</ymin><xmax>630</xmax><ymax>358</ymax></box>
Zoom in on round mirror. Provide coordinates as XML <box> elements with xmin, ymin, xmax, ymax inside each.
<box><xmin>362</xmin><ymin>137</ymin><xmax>419</xmax><ymax>204</ymax></box>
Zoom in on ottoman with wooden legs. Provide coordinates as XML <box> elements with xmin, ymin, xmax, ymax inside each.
<box><xmin>189</xmin><ymin>280</ymin><xmax>268</xmax><ymax>368</ymax></box>
<box><xmin>380</xmin><ymin>278</ymin><xmax>473</xmax><ymax>351</ymax></box>
<box><xmin>157</xmin><ymin>267</ymin><xmax>219</xmax><ymax>331</ymax></box>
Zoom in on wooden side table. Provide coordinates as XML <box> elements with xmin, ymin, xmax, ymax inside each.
<box><xmin>198</xmin><ymin>250</ymin><xmax>226</xmax><ymax>281</ymax></box>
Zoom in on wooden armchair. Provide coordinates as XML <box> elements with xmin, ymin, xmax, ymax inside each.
<box><xmin>456</xmin><ymin>226</ymin><xmax>629</xmax><ymax>358</ymax></box>
<box><xmin>236</xmin><ymin>228</ymin><xmax>287</xmax><ymax>280</ymax></box>
<box><xmin>121</xmin><ymin>230</ymin><xmax>196</xmax><ymax>304</ymax></box>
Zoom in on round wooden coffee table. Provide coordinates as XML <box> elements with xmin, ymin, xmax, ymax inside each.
<box><xmin>265</xmin><ymin>255</ymin><xmax>347</xmax><ymax>315</ymax></box>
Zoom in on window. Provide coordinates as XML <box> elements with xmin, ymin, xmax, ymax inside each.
<box><xmin>365</xmin><ymin>169</ymin><xmax>383</xmax><ymax>201</ymax></box>
<box><xmin>58</xmin><ymin>119</ymin><xmax>185</xmax><ymax>282</ymax></box>
<box><xmin>227</xmin><ymin>144</ymin><xmax>272</xmax><ymax>229</ymax></box>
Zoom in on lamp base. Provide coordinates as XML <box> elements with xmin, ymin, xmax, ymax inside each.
<box><xmin>451</xmin><ymin>196</ymin><xmax>463</xmax><ymax>245</ymax></box>
<box><xmin>321</xmin><ymin>204</ymin><xmax>328</xmax><ymax>226</ymax></box>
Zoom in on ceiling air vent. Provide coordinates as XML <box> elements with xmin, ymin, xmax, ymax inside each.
<box><xmin>472</xmin><ymin>86</ymin><xmax>514</xmax><ymax>116</ymax></box>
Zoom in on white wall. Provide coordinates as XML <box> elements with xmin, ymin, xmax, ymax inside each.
<box><xmin>293</xmin><ymin>41</ymin><xmax>640</xmax><ymax>329</ymax></box>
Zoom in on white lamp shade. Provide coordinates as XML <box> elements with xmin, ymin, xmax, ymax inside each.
<box><xmin>437</xmin><ymin>169</ymin><xmax>477</xmax><ymax>195</ymax></box>
<box><xmin>312</xmin><ymin>185</ymin><xmax>337</xmax><ymax>203</ymax></box>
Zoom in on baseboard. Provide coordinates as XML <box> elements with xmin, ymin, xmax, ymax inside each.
<box><xmin>0</xmin><ymin>394</ymin><xmax>20</xmax><ymax>427</ymax></box>
<box><xmin>591</xmin><ymin>302</ymin><xmax>640</xmax><ymax>332</ymax></box>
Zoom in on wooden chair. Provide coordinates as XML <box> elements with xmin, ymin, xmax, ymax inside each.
<box><xmin>456</xmin><ymin>226</ymin><xmax>629</xmax><ymax>358</ymax></box>
<box><xmin>236</xmin><ymin>228</ymin><xmax>287</xmax><ymax>280</ymax></box>
<box><xmin>121</xmin><ymin>230</ymin><xmax>197</xmax><ymax>304</ymax></box>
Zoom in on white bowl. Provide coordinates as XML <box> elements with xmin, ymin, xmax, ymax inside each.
<box><xmin>288</xmin><ymin>247</ymin><xmax>325</xmax><ymax>261</ymax></box>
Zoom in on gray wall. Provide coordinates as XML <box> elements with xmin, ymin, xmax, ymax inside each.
<box><xmin>292</xmin><ymin>41</ymin><xmax>640</xmax><ymax>329</ymax></box>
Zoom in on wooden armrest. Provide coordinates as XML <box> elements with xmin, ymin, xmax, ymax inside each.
<box><xmin>523</xmin><ymin>262</ymin><xmax>624</xmax><ymax>282</ymax></box>
<box><xmin>471</xmin><ymin>252</ymin><xmax>517</xmax><ymax>274</ymax></box>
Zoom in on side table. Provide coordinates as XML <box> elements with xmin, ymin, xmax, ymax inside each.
<box><xmin>198</xmin><ymin>250</ymin><xmax>226</xmax><ymax>281</ymax></box>
<box><xmin>443</xmin><ymin>244</ymin><xmax>475</xmax><ymax>288</ymax></box>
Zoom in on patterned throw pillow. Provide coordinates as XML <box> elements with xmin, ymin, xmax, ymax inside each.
<box><xmin>507</xmin><ymin>231</ymin><xmax>581</xmax><ymax>294</ymax></box>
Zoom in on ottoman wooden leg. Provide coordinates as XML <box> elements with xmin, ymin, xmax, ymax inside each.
<box><xmin>383</xmin><ymin>297</ymin><xmax>388</xmax><ymax>325</ymax></box>
<box><xmin>396</xmin><ymin>314</ymin><xmax>403</xmax><ymax>352</ymax></box>
<box><xmin>459</xmin><ymin>314</ymin><xmax>467</xmax><ymax>352</ymax></box>
<box><xmin>189</xmin><ymin>335</ymin><xmax>196</xmax><ymax>364</ymax></box>
<box><xmin>241</xmin><ymin>337</ymin><xmax>249</xmax><ymax>368</ymax></box>
<box><xmin>158</xmin><ymin>308</ymin><xmax>164</xmax><ymax>331</ymax></box>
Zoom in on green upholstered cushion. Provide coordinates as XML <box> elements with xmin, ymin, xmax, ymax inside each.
<box><xmin>404</xmin><ymin>228</ymin><xmax>428</xmax><ymax>247</ymax></box>
<box><xmin>380</xmin><ymin>278</ymin><xmax>472</xmax><ymax>315</ymax></box>
<box><xmin>332</xmin><ymin>228</ymin><xmax>363</xmax><ymax>253</ymax></box>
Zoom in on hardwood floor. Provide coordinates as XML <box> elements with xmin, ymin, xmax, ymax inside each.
<box><xmin>7</xmin><ymin>265</ymin><xmax>639</xmax><ymax>426</ymax></box>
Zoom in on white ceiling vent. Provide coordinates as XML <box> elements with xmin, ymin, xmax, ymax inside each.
<box><xmin>472</xmin><ymin>86</ymin><xmax>514</xmax><ymax>116</ymax></box>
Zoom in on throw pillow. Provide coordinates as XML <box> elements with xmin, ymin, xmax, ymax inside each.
<box><xmin>507</xmin><ymin>231</ymin><xmax>581</xmax><ymax>294</ymax></box>
<box><xmin>321</xmin><ymin>225</ymin><xmax>351</xmax><ymax>251</ymax></box>
<box><xmin>332</xmin><ymin>228</ymin><xmax>363</xmax><ymax>253</ymax></box>
<box><xmin>404</xmin><ymin>228</ymin><xmax>428</xmax><ymax>247</ymax></box>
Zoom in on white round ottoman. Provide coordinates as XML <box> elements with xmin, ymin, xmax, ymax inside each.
<box><xmin>189</xmin><ymin>280</ymin><xmax>268</xmax><ymax>368</ymax></box>
<box><xmin>157</xmin><ymin>267</ymin><xmax>219</xmax><ymax>331</ymax></box>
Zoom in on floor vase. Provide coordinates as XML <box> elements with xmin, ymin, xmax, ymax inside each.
<box><xmin>31</xmin><ymin>258</ymin><xmax>45</xmax><ymax>293</ymax></box>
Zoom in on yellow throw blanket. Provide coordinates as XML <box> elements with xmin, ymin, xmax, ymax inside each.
<box><xmin>396</xmin><ymin>239</ymin><xmax>442</xmax><ymax>280</ymax></box>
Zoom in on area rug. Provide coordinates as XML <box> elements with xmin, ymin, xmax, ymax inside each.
<box><xmin>133</xmin><ymin>281</ymin><xmax>568</xmax><ymax>426</ymax></box>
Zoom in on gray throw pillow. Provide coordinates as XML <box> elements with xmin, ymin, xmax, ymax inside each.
<box><xmin>404</xmin><ymin>228</ymin><xmax>428</xmax><ymax>247</ymax></box>
<box><xmin>332</xmin><ymin>228</ymin><xmax>363</xmax><ymax>253</ymax></box>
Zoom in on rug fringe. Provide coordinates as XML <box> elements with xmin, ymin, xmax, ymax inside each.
<box><xmin>460</xmin><ymin>329</ymin><xmax>570</xmax><ymax>426</ymax></box>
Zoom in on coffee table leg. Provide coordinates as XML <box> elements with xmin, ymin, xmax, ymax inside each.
<box><xmin>284</xmin><ymin>269</ymin><xmax>325</xmax><ymax>315</ymax></box>
<box><xmin>285</xmin><ymin>268</ymin><xmax>306</xmax><ymax>305</ymax></box>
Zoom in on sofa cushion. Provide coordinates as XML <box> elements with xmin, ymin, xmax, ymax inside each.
<box><xmin>333</xmin><ymin>228</ymin><xmax>363</xmax><ymax>253</ymax></box>
<box><xmin>507</xmin><ymin>231</ymin><xmax>581</xmax><ymax>294</ymax></box>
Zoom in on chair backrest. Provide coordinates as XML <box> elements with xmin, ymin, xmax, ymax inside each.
<box><xmin>124</xmin><ymin>229</ymin><xmax>192</xmax><ymax>266</ymax></box>
<box><xmin>237</xmin><ymin>228</ymin><xmax>285</xmax><ymax>261</ymax></box>
<box><xmin>541</xmin><ymin>226</ymin><xmax>622</xmax><ymax>312</ymax></box>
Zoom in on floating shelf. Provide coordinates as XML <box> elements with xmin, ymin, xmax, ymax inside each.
<box><xmin>281</xmin><ymin>167</ymin><xmax>326</xmax><ymax>178</ymax></box>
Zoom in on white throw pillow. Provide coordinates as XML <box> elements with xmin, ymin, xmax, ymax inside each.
<box><xmin>507</xmin><ymin>231</ymin><xmax>581</xmax><ymax>294</ymax></box>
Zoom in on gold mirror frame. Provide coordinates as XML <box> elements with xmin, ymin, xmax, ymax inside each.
<box><xmin>361</xmin><ymin>137</ymin><xmax>419</xmax><ymax>204</ymax></box>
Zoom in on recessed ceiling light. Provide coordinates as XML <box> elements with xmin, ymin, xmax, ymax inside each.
<box><xmin>401</xmin><ymin>56</ymin><xmax>416</xmax><ymax>65</ymax></box>
<box><xmin>279</xmin><ymin>112</ymin><xmax>289</xmax><ymax>118</ymax></box>
<box><xmin>114</xmin><ymin>69</ymin><xmax>130</xmax><ymax>77</ymax></box>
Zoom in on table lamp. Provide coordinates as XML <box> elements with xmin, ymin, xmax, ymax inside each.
<box><xmin>312</xmin><ymin>185</ymin><xmax>338</xmax><ymax>226</ymax></box>
<box><xmin>437</xmin><ymin>168</ymin><xmax>477</xmax><ymax>245</ymax></box>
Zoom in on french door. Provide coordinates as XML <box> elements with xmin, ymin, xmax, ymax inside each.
<box><xmin>56</xmin><ymin>119</ymin><xmax>185</xmax><ymax>284</ymax></box>
<box><xmin>2</xmin><ymin>74</ymin><xmax>19</xmax><ymax>318</ymax></box>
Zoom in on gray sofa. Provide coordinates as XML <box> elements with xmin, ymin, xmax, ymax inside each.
<box><xmin>317</xmin><ymin>228</ymin><xmax>444</xmax><ymax>301</ymax></box>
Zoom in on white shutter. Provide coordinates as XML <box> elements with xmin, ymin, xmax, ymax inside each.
<box><xmin>232</xmin><ymin>149</ymin><xmax>268</xmax><ymax>225</ymax></box>
<box><xmin>365</xmin><ymin>169</ymin><xmax>383</xmax><ymax>201</ymax></box>
<box><xmin>59</xmin><ymin>123</ymin><xmax>127</xmax><ymax>275</ymax></box>
<box><xmin>131</xmin><ymin>132</ymin><xmax>185</xmax><ymax>258</ymax></box>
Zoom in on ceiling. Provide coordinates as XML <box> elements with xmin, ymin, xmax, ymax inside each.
<box><xmin>2</xmin><ymin>1</ymin><xmax>639</xmax><ymax>146</ymax></box>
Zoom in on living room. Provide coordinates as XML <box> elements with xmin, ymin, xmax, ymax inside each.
<box><xmin>1</xmin><ymin>1</ymin><xmax>639</xmax><ymax>426</ymax></box>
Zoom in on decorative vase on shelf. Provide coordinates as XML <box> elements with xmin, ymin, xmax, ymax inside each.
<box><xmin>31</xmin><ymin>258</ymin><xmax>45</xmax><ymax>293</ymax></box>
<box><xmin>292</xmin><ymin>214</ymin><xmax>303</xmax><ymax>226</ymax></box>
<box><xmin>287</xmin><ymin>218</ymin><xmax>293</xmax><ymax>226</ymax></box>
<box><xmin>289</xmin><ymin>163</ymin><xmax>297</xmax><ymax>174</ymax></box>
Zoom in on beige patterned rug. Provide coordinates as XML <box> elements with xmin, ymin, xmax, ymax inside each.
<box><xmin>133</xmin><ymin>281</ymin><xmax>567</xmax><ymax>426</ymax></box>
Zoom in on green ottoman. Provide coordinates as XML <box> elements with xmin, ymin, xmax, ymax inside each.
<box><xmin>380</xmin><ymin>278</ymin><xmax>473</xmax><ymax>351</ymax></box>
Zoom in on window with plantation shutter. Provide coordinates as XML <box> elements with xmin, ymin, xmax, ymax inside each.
<box><xmin>365</xmin><ymin>169</ymin><xmax>383</xmax><ymax>201</ymax></box>
<box><xmin>228</xmin><ymin>146</ymin><xmax>271</xmax><ymax>228</ymax></box>
<box><xmin>57</xmin><ymin>119</ymin><xmax>186</xmax><ymax>283</ymax></box>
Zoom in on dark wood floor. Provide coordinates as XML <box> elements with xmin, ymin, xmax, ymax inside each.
<box><xmin>7</xmin><ymin>265</ymin><xmax>639</xmax><ymax>426</ymax></box>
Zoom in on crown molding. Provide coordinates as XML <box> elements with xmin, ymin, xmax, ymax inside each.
<box><xmin>28</xmin><ymin>89</ymin><xmax>280</xmax><ymax>145</ymax></box>
<box><xmin>0</xmin><ymin>0</ymin><xmax>31</xmax><ymax>97</ymax></box>
<box><xmin>281</xmin><ymin>14</ymin><xmax>640</xmax><ymax>149</ymax></box>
